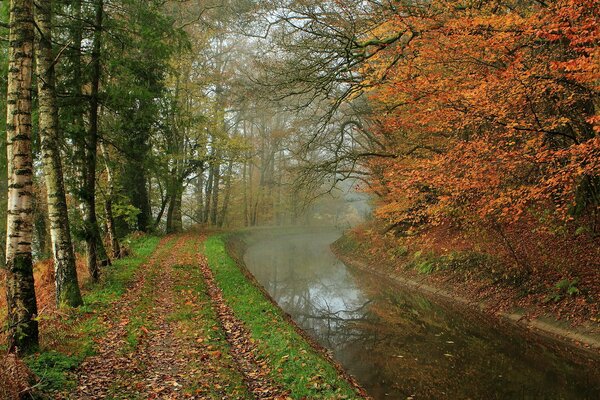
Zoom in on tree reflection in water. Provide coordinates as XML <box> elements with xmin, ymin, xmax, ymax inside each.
<box><xmin>243</xmin><ymin>228</ymin><xmax>600</xmax><ymax>400</ymax></box>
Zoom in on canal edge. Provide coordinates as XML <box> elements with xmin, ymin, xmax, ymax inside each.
<box><xmin>224</xmin><ymin>233</ymin><xmax>373</xmax><ymax>400</ymax></box>
<box><xmin>330</xmin><ymin>245</ymin><xmax>600</xmax><ymax>358</ymax></box>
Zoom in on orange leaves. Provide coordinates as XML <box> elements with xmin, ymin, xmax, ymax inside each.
<box><xmin>358</xmin><ymin>0</ymin><xmax>599</xmax><ymax>231</ymax></box>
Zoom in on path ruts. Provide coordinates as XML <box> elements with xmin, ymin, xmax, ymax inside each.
<box><xmin>69</xmin><ymin>233</ymin><xmax>250</xmax><ymax>399</ymax></box>
<box><xmin>197</xmin><ymin>254</ymin><xmax>290</xmax><ymax>400</ymax></box>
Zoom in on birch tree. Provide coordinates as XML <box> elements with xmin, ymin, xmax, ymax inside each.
<box><xmin>5</xmin><ymin>0</ymin><xmax>38</xmax><ymax>352</ymax></box>
<box><xmin>35</xmin><ymin>0</ymin><xmax>83</xmax><ymax>308</ymax></box>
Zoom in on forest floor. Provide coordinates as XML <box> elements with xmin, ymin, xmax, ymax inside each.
<box><xmin>0</xmin><ymin>231</ymin><xmax>364</xmax><ymax>400</ymax></box>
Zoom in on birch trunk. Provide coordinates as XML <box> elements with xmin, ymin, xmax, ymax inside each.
<box><xmin>35</xmin><ymin>0</ymin><xmax>83</xmax><ymax>307</ymax></box>
<box><xmin>5</xmin><ymin>0</ymin><xmax>39</xmax><ymax>352</ymax></box>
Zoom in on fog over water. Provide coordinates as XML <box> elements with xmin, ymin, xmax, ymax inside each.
<box><xmin>242</xmin><ymin>228</ymin><xmax>600</xmax><ymax>400</ymax></box>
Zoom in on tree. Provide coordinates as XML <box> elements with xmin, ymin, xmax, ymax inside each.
<box><xmin>80</xmin><ymin>0</ymin><xmax>110</xmax><ymax>281</ymax></box>
<box><xmin>5</xmin><ymin>0</ymin><xmax>38</xmax><ymax>352</ymax></box>
<box><xmin>34</xmin><ymin>0</ymin><xmax>83</xmax><ymax>307</ymax></box>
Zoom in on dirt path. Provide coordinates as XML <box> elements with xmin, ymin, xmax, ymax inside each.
<box><xmin>68</xmin><ymin>232</ymin><xmax>286</xmax><ymax>399</ymax></box>
<box><xmin>198</xmin><ymin>254</ymin><xmax>288</xmax><ymax>399</ymax></box>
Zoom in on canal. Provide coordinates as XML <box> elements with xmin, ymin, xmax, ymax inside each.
<box><xmin>242</xmin><ymin>228</ymin><xmax>600</xmax><ymax>399</ymax></box>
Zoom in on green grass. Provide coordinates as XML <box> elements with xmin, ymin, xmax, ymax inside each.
<box><xmin>82</xmin><ymin>236</ymin><xmax>161</xmax><ymax>308</ymax></box>
<box><xmin>26</xmin><ymin>351</ymin><xmax>80</xmax><ymax>392</ymax></box>
<box><xmin>204</xmin><ymin>234</ymin><xmax>363</xmax><ymax>399</ymax></box>
<box><xmin>167</xmin><ymin>261</ymin><xmax>251</xmax><ymax>399</ymax></box>
<box><xmin>25</xmin><ymin>235</ymin><xmax>163</xmax><ymax>394</ymax></box>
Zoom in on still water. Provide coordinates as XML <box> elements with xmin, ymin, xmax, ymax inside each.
<box><xmin>242</xmin><ymin>228</ymin><xmax>600</xmax><ymax>400</ymax></box>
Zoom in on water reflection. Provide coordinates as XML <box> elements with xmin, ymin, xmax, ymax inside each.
<box><xmin>243</xmin><ymin>229</ymin><xmax>600</xmax><ymax>399</ymax></box>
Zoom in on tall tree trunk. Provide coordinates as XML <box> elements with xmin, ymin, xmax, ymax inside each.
<box><xmin>218</xmin><ymin>159</ymin><xmax>233</xmax><ymax>227</ymax></box>
<box><xmin>83</xmin><ymin>0</ymin><xmax>110</xmax><ymax>282</ymax></box>
<box><xmin>165</xmin><ymin>191</ymin><xmax>175</xmax><ymax>233</ymax></box>
<box><xmin>203</xmin><ymin>150</ymin><xmax>215</xmax><ymax>223</ymax></box>
<box><xmin>100</xmin><ymin>143</ymin><xmax>120</xmax><ymax>259</ymax></box>
<box><xmin>195</xmin><ymin>174</ymin><xmax>203</xmax><ymax>222</ymax></box>
<box><xmin>248</xmin><ymin>157</ymin><xmax>255</xmax><ymax>226</ymax></box>
<box><xmin>210</xmin><ymin>159</ymin><xmax>220</xmax><ymax>225</ymax></box>
<box><xmin>165</xmin><ymin>171</ymin><xmax>183</xmax><ymax>233</ymax></box>
<box><xmin>33</xmin><ymin>191</ymin><xmax>50</xmax><ymax>258</ymax></box>
<box><xmin>5</xmin><ymin>0</ymin><xmax>39</xmax><ymax>352</ymax></box>
<box><xmin>153</xmin><ymin>194</ymin><xmax>170</xmax><ymax>229</ymax></box>
<box><xmin>242</xmin><ymin>159</ymin><xmax>249</xmax><ymax>227</ymax></box>
<box><xmin>125</xmin><ymin>163</ymin><xmax>152</xmax><ymax>232</ymax></box>
<box><xmin>172</xmin><ymin>187</ymin><xmax>183</xmax><ymax>232</ymax></box>
<box><xmin>35</xmin><ymin>0</ymin><xmax>83</xmax><ymax>307</ymax></box>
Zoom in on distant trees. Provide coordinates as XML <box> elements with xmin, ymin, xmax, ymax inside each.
<box><xmin>247</xmin><ymin>0</ymin><xmax>600</xmax><ymax>269</ymax></box>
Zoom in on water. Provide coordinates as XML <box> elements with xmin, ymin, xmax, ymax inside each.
<box><xmin>241</xmin><ymin>228</ymin><xmax>600</xmax><ymax>400</ymax></box>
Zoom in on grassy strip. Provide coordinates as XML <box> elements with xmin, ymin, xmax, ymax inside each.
<box><xmin>25</xmin><ymin>235</ymin><xmax>164</xmax><ymax>393</ymax></box>
<box><xmin>204</xmin><ymin>234</ymin><xmax>363</xmax><ymax>399</ymax></box>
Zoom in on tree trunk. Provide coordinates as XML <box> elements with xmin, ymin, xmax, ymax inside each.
<box><xmin>166</xmin><ymin>192</ymin><xmax>175</xmax><ymax>233</ymax></box>
<box><xmin>242</xmin><ymin>159</ymin><xmax>248</xmax><ymax>227</ymax></box>
<box><xmin>210</xmin><ymin>160</ymin><xmax>220</xmax><ymax>225</ymax></box>
<box><xmin>165</xmin><ymin>172</ymin><xmax>183</xmax><ymax>233</ymax></box>
<box><xmin>203</xmin><ymin>153</ymin><xmax>214</xmax><ymax>223</ymax></box>
<box><xmin>82</xmin><ymin>0</ymin><xmax>109</xmax><ymax>282</ymax></box>
<box><xmin>5</xmin><ymin>0</ymin><xmax>39</xmax><ymax>352</ymax></box>
<box><xmin>195</xmin><ymin>174</ymin><xmax>203</xmax><ymax>222</ymax></box>
<box><xmin>33</xmin><ymin>191</ymin><xmax>50</xmax><ymax>259</ymax></box>
<box><xmin>35</xmin><ymin>0</ymin><xmax>83</xmax><ymax>308</ymax></box>
<box><xmin>125</xmin><ymin>162</ymin><xmax>152</xmax><ymax>232</ymax></box>
<box><xmin>172</xmin><ymin>188</ymin><xmax>183</xmax><ymax>232</ymax></box>
<box><xmin>218</xmin><ymin>159</ymin><xmax>233</xmax><ymax>227</ymax></box>
<box><xmin>153</xmin><ymin>194</ymin><xmax>170</xmax><ymax>229</ymax></box>
<box><xmin>100</xmin><ymin>143</ymin><xmax>120</xmax><ymax>259</ymax></box>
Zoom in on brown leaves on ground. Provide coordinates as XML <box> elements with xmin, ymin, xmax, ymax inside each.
<box><xmin>57</xmin><ymin>232</ymin><xmax>290</xmax><ymax>399</ymax></box>
<box><xmin>198</xmin><ymin>253</ymin><xmax>291</xmax><ymax>400</ymax></box>
<box><xmin>341</xmin><ymin>223</ymin><xmax>600</xmax><ymax>332</ymax></box>
<box><xmin>0</xmin><ymin>354</ymin><xmax>36</xmax><ymax>400</ymax></box>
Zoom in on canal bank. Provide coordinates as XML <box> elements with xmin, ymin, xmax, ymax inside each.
<box><xmin>229</xmin><ymin>227</ymin><xmax>600</xmax><ymax>399</ymax></box>
<box><xmin>331</xmin><ymin>231</ymin><xmax>600</xmax><ymax>356</ymax></box>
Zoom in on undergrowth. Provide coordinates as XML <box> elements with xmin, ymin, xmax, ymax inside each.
<box><xmin>24</xmin><ymin>235</ymin><xmax>162</xmax><ymax>394</ymax></box>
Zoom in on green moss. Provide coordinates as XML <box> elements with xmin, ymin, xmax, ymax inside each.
<box><xmin>204</xmin><ymin>234</ymin><xmax>362</xmax><ymax>399</ymax></box>
<box><xmin>57</xmin><ymin>281</ymin><xmax>83</xmax><ymax>309</ymax></box>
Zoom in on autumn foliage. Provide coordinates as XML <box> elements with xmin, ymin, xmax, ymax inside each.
<box><xmin>359</xmin><ymin>0</ymin><xmax>599</xmax><ymax>267</ymax></box>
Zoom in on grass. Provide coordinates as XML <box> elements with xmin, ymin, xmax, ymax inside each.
<box><xmin>167</xmin><ymin>260</ymin><xmax>251</xmax><ymax>399</ymax></box>
<box><xmin>204</xmin><ymin>234</ymin><xmax>363</xmax><ymax>399</ymax></box>
<box><xmin>24</xmin><ymin>235</ymin><xmax>163</xmax><ymax>394</ymax></box>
